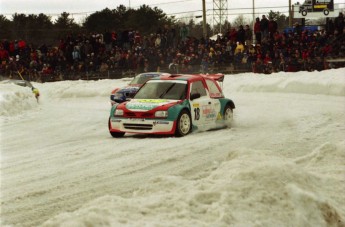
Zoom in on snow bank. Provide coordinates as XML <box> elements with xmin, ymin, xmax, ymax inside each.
<box><xmin>225</xmin><ymin>68</ymin><xmax>345</xmax><ymax>96</ymax></box>
<box><xmin>0</xmin><ymin>84</ymin><xmax>38</xmax><ymax>117</ymax></box>
<box><xmin>1</xmin><ymin>68</ymin><xmax>344</xmax><ymax>117</ymax></box>
<box><xmin>38</xmin><ymin>79</ymin><xmax>128</xmax><ymax>99</ymax></box>
<box><xmin>40</xmin><ymin>142</ymin><xmax>345</xmax><ymax>227</ymax></box>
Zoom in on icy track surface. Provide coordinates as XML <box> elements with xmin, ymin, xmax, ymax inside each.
<box><xmin>1</xmin><ymin>69</ymin><xmax>345</xmax><ymax>227</ymax></box>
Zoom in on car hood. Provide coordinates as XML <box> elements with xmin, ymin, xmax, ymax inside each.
<box><xmin>112</xmin><ymin>84</ymin><xmax>141</xmax><ymax>94</ymax></box>
<box><xmin>125</xmin><ymin>99</ymin><xmax>180</xmax><ymax>111</ymax></box>
<box><xmin>118</xmin><ymin>86</ymin><xmax>140</xmax><ymax>93</ymax></box>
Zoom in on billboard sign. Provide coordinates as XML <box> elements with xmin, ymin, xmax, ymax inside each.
<box><xmin>294</xmin><ymin>1</ymin><xmax>340</xmax><ymax>18</ymax></box>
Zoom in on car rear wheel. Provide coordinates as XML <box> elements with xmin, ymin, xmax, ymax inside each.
<box><xmin>223</xmin><ymin>105</ymin><xmax>234</xmax><ymax>127</ymax></box>
<box><xmin>108</xmin><ymin>117</ymin><xmax>125</xmax><ymax>138</ymax></box>
<box><xmin>175</xmin><ymin>110</ymin><xmax>191</xmax><ymax>137</ymax></box>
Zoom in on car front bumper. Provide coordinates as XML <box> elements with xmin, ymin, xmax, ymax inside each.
<box><xmin>109</xmin><ymin>117</ymin><xmax>176</xmax><ymax>135</ymax></box>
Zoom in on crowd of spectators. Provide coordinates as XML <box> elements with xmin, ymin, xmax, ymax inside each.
<box><xmin>0</xmin><ymin>12</ymin><xmax>344</xmax><ymax>82</ymax></box>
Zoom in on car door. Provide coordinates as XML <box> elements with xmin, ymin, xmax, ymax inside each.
<box><xmin>205</xmin><ymin>78</ymin><xmax>223</xmax><ymax>123</ymax></box>
<box><xmin>189</xmin><ymin>80</ymin><xmax>217</xmax><ymax>131</ymax></box>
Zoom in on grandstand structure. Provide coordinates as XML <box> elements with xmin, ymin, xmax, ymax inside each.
<box><xmin>213</xmin><ymin>0</ymin><xmax>228</xmax><ymax>33</ymax></box>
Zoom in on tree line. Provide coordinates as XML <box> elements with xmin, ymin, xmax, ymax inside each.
<box><xmin>0</xmin><ymin>4</ymin><xmax>290</xmax><ymax>47</ymax></box>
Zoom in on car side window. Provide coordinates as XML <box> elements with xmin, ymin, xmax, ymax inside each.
<box><xmin>206</xmin><ymin>79</ymin><xmax>223</xmax><ymax>98</ymax></box>
<box><xmin>190</xmin><ymin>81</ymin><xmax>207</xmax><ymax>97</ymax></box>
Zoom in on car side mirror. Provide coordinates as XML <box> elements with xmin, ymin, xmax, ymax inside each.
<box><xmin>190</xmin><ymin>93</ymin><xmax>201</xmax><ymax>100</ymax></box>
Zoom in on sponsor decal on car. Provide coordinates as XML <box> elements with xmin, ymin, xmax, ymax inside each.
<box><xmin>136</xmin><ymin>99</ymin><xmax>169</xmax><ymax>103</ymax></box>
<box><xmin>202</xmin><ymin>106</ymin><xmax>217</xmax><ymax>119</ymax></box>
<box><xmin>129</xmin><ymin>118</ymin><xmax>145</xmax><ymax>122</ymax></box>
<box><xmin>153</xmin><ymin>121</ymin><xmax>170</xmax><ymax>125</ymax></box>
<box><xmin>217</xmin><ymin>112</ymin><xmax>223</xmax><ymax>120</ymax></box>
<box><xmin>126</xmin><ymin>99</ymin><xmax>172</xmax><ymax>111</ymax></box>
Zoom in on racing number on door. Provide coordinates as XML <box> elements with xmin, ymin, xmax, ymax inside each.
<box><xmin>194</xmin><ymin>108</ymin><xmax>200</xmax><ymax>120</ymax></box>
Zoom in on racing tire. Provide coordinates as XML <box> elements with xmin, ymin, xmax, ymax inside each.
<box><xmin>223</xmin><ymin>105</ymin><xmax>234</xmax><ymax>128</ymax></box>
<box><xmin>301</xmin><ymin>10</ymin><xmax>307</xmax><ymax>16</ymax></box>
<box><xmin>108</xmin><ymin>117</ymin><xmax>125</xmax><ymax>138</ymax></box>
<box><xmin>110</xmin><ymin>131</ymin><xmax>125</xmax><ymax>138</ymax></box>
<box><xmin>323</xmin><ymin>9</ymin><xmax>329</xmax><ymax>15</ymax></box>
<box><xmin>175</xmin><ymin>110</ymin><xmax>192</xmax><ymax>137</ymax></box>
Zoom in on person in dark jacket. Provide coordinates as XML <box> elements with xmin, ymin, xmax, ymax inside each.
<box><xmin>260</xmin><ymin>15</ymin><xmax>269</xmax><ymax>41</ymax></box>
<box><xmin>237</xmin><ymin>25</ymin><xmax>246</xmax><ymax>45</ymax></box>
<box><xmin>244</xmin><ymin>25</ymin><xmax>253</xmax><ymax>46</ymax></box>
<box><xmin>268</xmin><ymin>17</ymin><xmax>278</xmax><ymax>40</ymax></box>
<box><xmin>334</xmin><ymin>12</ymin><xmax>344</xmax><ymax>35</ymax></box>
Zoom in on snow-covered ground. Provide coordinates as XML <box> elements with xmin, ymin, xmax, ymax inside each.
<box><xmin>1</xmin><ymin>69</ymin><xmax>345</xmax><ymax>227</ymax></box>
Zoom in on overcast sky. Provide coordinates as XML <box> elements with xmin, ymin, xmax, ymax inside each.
<box><xmin>1</xmin><ymin>0</ymin><xmax>344</xmax><ymax>23</ymax></box>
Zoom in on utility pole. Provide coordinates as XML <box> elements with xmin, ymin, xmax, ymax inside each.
<box><xmin>213</xmin><ymin>0</ymin><xmax>228</xmax><ymax>34</ymax></box>
<box><xmin>289</xmin><ymin>0</ymin><xmax>292</xmax><ymax>27</ymax></box>
<box><xmin>252</xmin><ymin>0</ymin><xmax>256</xmax><ymax>44</ymax></box>
<box><xmin>202</xmin><ymin>0</ymin><xmax>207</xmax><ymax>38</ymax></box>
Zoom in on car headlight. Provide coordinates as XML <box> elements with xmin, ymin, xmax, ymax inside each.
<box><xmin>114</xmin><ymin>109</ymin><xmax>124</xmax><ymax>116</ymax></box>
<box><xmin>155</xmin><ymin>111</ymin><xmax>168</xmax><ymax>118</ymax></box>
<box><xmin>113</xmin><ymin>92</ymin><xmax>123</xmax><ymax>99</ymax></box>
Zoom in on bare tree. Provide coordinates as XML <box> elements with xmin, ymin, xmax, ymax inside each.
<box><xmin>232</xmin><ymin>15</ymin><xmax>250</xmax><ymax>28</ymax></box>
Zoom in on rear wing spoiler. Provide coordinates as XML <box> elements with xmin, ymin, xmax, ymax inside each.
<box><xmin>203</xmin><ymin>73</ymin><xmax>224</xmax><ymax>82</ymax></box>
<box><xmin>199</xmin><ymin>73</ymin><xmax>225</xmax><ymax>88</ymax></box>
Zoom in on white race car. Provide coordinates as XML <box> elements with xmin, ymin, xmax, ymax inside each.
<box><xmin>109</xmin><ymin>73</ymin><xmax>235</xmax><ymax>137</ymax></box>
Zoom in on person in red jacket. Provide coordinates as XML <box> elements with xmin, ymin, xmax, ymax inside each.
<box><xmin>268</xmin><ymin>17</ymin><xmax>278</xmax><ymax>40</ymax></box>
<box><xmin>0</xmin><ymin>45</ymin><xmax>9</xmax><ymax>61</ymax></box>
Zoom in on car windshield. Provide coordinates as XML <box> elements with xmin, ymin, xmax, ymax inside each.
<box><xmin>134</xmin><ymin>81</ymin><xmax>187</xmax><ymax>100</ymax></box>
<box><xmin>129</xmin><ymin>74</ymin><xmax>158</xmax><ymax>85</ymax></box>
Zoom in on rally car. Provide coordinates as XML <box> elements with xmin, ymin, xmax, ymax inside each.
<box><xmin>108</xmin><ymin>73</ymin><xmax>235</xmax><ymax>137</ymax></box>
<box><xmin>110</xmin><ymin>72</ymin><xmax>170</xmax><ymax>105</ymax></box>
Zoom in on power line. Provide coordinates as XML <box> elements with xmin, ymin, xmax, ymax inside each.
<box><xmin>2</xmin><ymin>2</ymin><xmax>344</xmax><ymax>19</ymax></box>
<box><xmin>141</xmin><ymin>0</ymin><xmax>195</xmax><ymax>7</ymax></box>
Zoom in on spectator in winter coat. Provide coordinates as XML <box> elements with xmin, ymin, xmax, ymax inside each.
<box><xmin>244</xmin><ymin>25</ymin><xmax>253</xmax><ymax>46</ymax></box>
<box><xmin>228</xmin><ymin>28</ymin><xmax>237</xmax><ymax>43</ymax></box>
<box><xmin>334</xmin><ymin>12</ymin><xmax>344</xmax><ymax>35</ymax></box>
<box><xmin>326</xmin><ymin>19</ymin><xmax>335</xmax><ymax>35</ymax></box>
<box><xmin>268</xmin><ymin>17</ymin><xmax>278</xmax><ymax>40</ymax></box>
<box><xmin>260</xmin><ymin>15</ymin><xmax>269</xmax><ymax>40</ymax></box>
<box><xmin>294</xmin><ymin>22</ymin><xmax>303</xmax><ymax>36</ymax></box>
<box><xmin>234</xmin><ymin>41</ymin><xmax>245</xmax><ymax>55</ymax></box>
<box><xmin>237</xmin><ymin>25</ymin><xmax>246</xmax><ymax>45</ymax></box>
<box><xmin>154</xmin><ymin>34</ymin><xmax>162</xmax><ymax>49</ymax></box>
<box><xmin>72</xmin><ymin>47</ymin><xmax>81</xmax><ymax>62</ymax></box>
<box><xmin>0</xmin><ymin>45</ymin><xmax>9</xmax><ymax>61</ymax></box>
<box><xmin>180</xmin><ymin>24</ymin><xmax>189</xmax><ymax>42</ymax></box>
<box><xmin>254</xmin><ymin>17</ymin><xmax>261</xmax><ymax>44</ymax></box>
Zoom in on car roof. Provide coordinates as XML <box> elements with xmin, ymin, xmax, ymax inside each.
<box><xmin>151</xmin><ymin>73</ymin><xmax>224</xmax><ymax>82</ymax></box>
<box><xmin>137</xmin><ymin>72</ymin><xmax>170</xmax><ymax>77</ymax></box>
<box><xmin>152</xmin><ymin>74</ymin><xmax>199</xmax><ymax>81</ymax></box>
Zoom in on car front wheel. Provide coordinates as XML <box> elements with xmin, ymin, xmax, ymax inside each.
<box><xmin>108</xmin><ymin>117</ymin><xmax>125</xmax><ymax>138</ymax></box>
<box><xmin>175</xmin><ymin>110</ymin><xmax>191</xmax><ymax>137</ymax></box>
<box><xmin>110</xmin><ymin>131</ymin><xmax>125</xmax><ymax>138</ymax></box>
